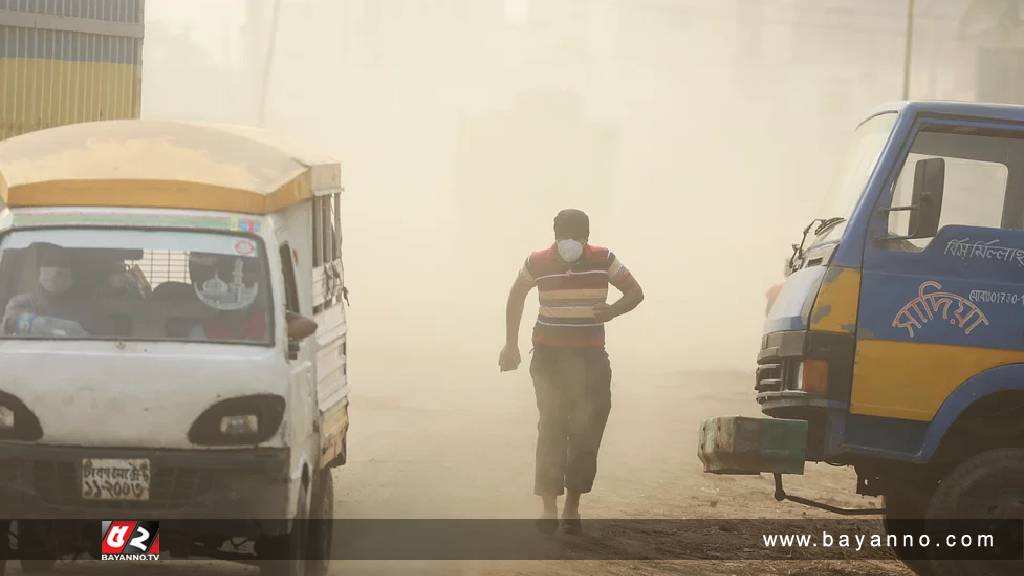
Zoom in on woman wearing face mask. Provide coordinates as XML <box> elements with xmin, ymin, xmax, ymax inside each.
<box><xmin>499</xmin><ymin>209</ymin><xmax>645</xmax><ymax>533</ymax></box>
<box><xmin>1</xmin><ymin>244</ymin><xmax>91</xmax><ymax>337</ymax></box>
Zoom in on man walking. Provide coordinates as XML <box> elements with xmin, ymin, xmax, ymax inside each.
<box><xmin>499</xmin><ymin>209</ymin><xmax>644</xmax><ymax>532</ymax></box>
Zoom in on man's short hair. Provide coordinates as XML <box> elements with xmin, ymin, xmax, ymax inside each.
<box><xmin>553</xmin><ymin>209</ymin><xmax>589</xmax><ymax>238</ymax></box>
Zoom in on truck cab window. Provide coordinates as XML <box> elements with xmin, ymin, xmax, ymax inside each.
<box><xmin>886</xmin><ymin>130</ymin><xmax>1016</xmax><ymax>251</ymax></box>
<box><xmin>0</xmin><ymin>230</ymin><xmax>272</xmax><ymax>345</ymax></box>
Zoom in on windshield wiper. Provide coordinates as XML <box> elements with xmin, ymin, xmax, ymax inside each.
<box><xmin>814</xmin><ymin>216</ymin><xmax>846</xmax><ymax>236</ymax></box>
<box><xmin>788</xmin><ymin>216</ymin><xmax>845</xmax><ymax>273</ymax></box>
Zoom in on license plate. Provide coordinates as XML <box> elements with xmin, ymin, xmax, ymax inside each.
<box><xmin>81</xmin><ymin>458</ymin><xmax>151</xmax><ymax>501</ymax></box>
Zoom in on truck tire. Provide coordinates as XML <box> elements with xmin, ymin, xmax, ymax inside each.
<box><xmin>1</xmin><ymin>519</ymin><xmax>7</xmax><ymax>575</ymax></box>
<box><xmin>18</xmin><ymin>521</ymin><xmax>56</xmax><ymax>574</ymax></box>
<box><xmin>259</xmin><ymin>485</ymin><xmax>310</xmax><ymax>576</ymax></box>
<box><xmin>884</xmin><ymin>489</ymin><xmax>935</xmax><ymax>576</ymax></box>
<box><xmin>925</xmin><ymin>448</ymin><xmax>1024</xmax><ymax>576</ymax></box>
<box><xmin>306</xmin><ymin>469</ymin><xmax>335</xmax><ymax>576</ymax></box>
<box><xmin>258</xmin><ymin>521</ymin><xmax>308</xmax><ymax>576</ymax></box>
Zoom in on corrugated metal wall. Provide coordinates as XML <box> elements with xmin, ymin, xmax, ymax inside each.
<box><xmin>0</xmin><ymin>0</ymin><xmax>144</xmax><ymax>140</ymax></box>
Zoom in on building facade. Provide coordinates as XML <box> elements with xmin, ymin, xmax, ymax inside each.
<box><xmin>0</xmin><ymin>0</ymin><xmax>144</xmax><ymax>140</ymax></box>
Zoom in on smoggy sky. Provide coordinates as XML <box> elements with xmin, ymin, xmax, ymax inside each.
<box><xmin>141</xmin><ymin>0</ymin><xmax>1009</xmax><ymax>375</ymax></box>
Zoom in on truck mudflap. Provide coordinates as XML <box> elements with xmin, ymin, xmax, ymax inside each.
<box><xmin>698</xmin><ymin>416</ymin><xmax>807</xmax><ymax>475</ymax></box>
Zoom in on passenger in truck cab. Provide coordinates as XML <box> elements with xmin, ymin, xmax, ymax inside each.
<box><xmin>188</xmin><ymin>252</ymin><xmax>269</xmax><ymax>343</ymax></box>
<box><xmin>1</xmin><ymin>244</ymin><xmax>94</xmax><ymax>337</ymax></box>
<box><xmin>91</xmin><ymin>256</ymin><xmax>150</xmax><ymax>301</ymax></box>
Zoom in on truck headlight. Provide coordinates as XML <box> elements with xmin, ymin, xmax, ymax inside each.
<box><xmin>220</xmin><ymin>414</ymin><xmax>259</xmax><ymax>436</ymax></box>
<box><xmin>0</xmin><ymin>405</ymin><xmax>14</xmax><ymax>430</ymax></box>
<box><xmin>188</xmin><ymin>394</ymin><xmax>285</xmax><ymax>446</ymax></box>
<box><xmin>0</xmin><ymin>392</ymin><xmax>42</xmax><ymax>440</ymax></box>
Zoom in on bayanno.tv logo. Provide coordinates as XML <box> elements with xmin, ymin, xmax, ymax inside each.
<box><xmin>100</xmin><ymin>521</ymin><xmax>160</xmax><ymax>561</ymax></box>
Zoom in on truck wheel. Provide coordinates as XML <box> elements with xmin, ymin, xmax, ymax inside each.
<box><xmin>18</xmin><ymin>521</ymin><xmax>56</xmax><ymax>574</ymax></box>
<box><xmin>258</xmin><ymin>521</ymin><xmax>308</xmax><ymax>576</ymax></box>
<box><xmin>1</xmin><ymin>519</ymin><xmax>7</xmax><ymax>575</ymax></box>
<box><xmin>306</xmin><ymin>469</ymin><xmax>335</xmax><ymax>576</ymax></box>
<box><xmin>884</xmin><ymin>489</ymin><xmax>935</xmax><ymax>576</ymax></box>
<box><xmin>925</xmin><ymin>448</ymin><xmax>1024</xmax><ymax>576</ymax></box>
<box><xmin>259</xmin><ymin>486</ymin><xmax>310</xmax><ymax>576</ymax></box>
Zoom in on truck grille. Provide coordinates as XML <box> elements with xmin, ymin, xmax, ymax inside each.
<box><xmin>32</xmin><ymin>461</ymin><xmax>215</xmax><ymax>508</ymax></box>
<box><xmin>755</xmin><ymin>360</ymin><xmax>801</xmax><ymax>392</ymax></box>
<box><xmin>755</xmin><ymin>362</ymin><xmax>784</xmax><ymax>392</ymax></box>
<box><xmin>756</xmin><ymin>331</ymin><xmax>807</xmax><ymax>393</ymax></box>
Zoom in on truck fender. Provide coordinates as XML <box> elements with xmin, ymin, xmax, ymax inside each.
<box><xmin>917</xmin><ymin>363</ymin><xmax>1024</xmax><ymax>462</ymax></box>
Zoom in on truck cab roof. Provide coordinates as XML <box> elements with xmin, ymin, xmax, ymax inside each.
<box><xmin>0</xmin><ymin>120</ymin><xmax>342</xmax><ymax>215</ymax></box>
<box><xmin>868</xmin><ymin>100</ymin><xmax>1024</xmax><ymax>124</ymax></box>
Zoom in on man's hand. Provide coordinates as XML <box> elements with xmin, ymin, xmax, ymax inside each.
<box><xmin>592</xmin><ymin>302</ymin><xmax>619</xmax><ymax>323</ymax></box>
<box><xmin>499</xmin><ymin>344</ymin><xmax>522</xmax><ymax>372</ymax></box>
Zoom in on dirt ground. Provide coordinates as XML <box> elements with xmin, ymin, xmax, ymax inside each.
<box><xmin>8</xmin><ymin>360</ymin><xmax>912</xmax><ymax>575</ymax></box>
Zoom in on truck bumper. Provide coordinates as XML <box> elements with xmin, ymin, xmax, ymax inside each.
<box><xmin>0</xmin><ymin>442</ymin><xmax>293</xmax><ymax>534</ymax></box>
<box><xmin>698</xmin><ymin>416</ymin><xmax>808</xmax><ymax>475</ymax></box>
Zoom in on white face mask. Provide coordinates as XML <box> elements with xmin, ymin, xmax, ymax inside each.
<box><xmin>39</xmin><ymin>266</ymin><xmax>73</xmax><ymax>294</ymax></box>
<box><xmin>556</xmin><ymin>239</ymin><xmax>584</xmax><ymax>263</ymax></box>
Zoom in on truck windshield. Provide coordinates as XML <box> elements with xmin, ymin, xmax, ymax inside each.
<box><xmin>815</xmin><ymin>111</ymin><xmax>898</xmax><ymax>240</ymax></box>
<box><xmin>0</xmin><ymin>229</ymin><xmax>272</xmax><ymax>345</ymax></box>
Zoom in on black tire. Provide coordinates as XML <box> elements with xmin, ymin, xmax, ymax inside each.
<box><xmin>925</xmin><ymin>448</ymin><xmax>1024</xmax><ymax>576</ymax></box>
<box><xmin>17</xmin><ymin>521</ymin><xmax>56</xmax><ymax>574</ymax></box>
<box><xmin>0</xmin><ymin>519</ymin><xmax>7</xmax><ymax>575</ymax></box>
<box><xmin>259</xmin><ymin>484</ymin><xmax>310</xmax><ymax>576</ymax></box>
<box><xmin>306</xmin><ymin>469</ymin><xmax>335</xmax><ymax>576</ymax></box>
<box><xmin>884</xmin><ymin>488</ymin><xmax>935</xmax><ymax>576</ymax></box>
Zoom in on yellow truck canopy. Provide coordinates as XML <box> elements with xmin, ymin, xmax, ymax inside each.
<box><xmin>0</xmin><ymin>120</ymin><xmax>341</xmax><ymax>214</ymax></box>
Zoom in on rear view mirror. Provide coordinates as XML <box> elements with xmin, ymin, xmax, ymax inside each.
<box><xmin>882</xmin><ymin>157</ymin><xmax>945</xmax><ymax>242</ymax></box>
<box><xmin>286</xmin><ymin>311</ymin><xmax>318</xmax><ymax>341</ymax></box>
<box><xmin>907</xmin><ymin>157</ymin><xmax>944</xmax><ymax>239</ymax></box>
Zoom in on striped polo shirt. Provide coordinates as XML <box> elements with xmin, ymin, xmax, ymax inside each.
<box><xmin>519</xmin><ymin>244</ymin><xmax>638</xmax><ymax>348</ymax></box>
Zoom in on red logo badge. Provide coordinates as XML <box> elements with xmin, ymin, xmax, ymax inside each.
<box><xmin>101</xmin><ymin>521</ymin><xmax>160</xmax><ymax>560</ymax></box>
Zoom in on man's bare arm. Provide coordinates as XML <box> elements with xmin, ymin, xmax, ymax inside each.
<box><xmin>594</xmin><ymin>283</ymin><xmax>644</xmax><ymax>323</ymax></box>
<box><xmin>505</xmin><ymin>277</ymin><xmax>531</xmax><ymax>345</ymax></box>
<box><xmin>613</xmin><ymin>284</ymin><xmax>645</xmax><ymax>316</ymax></box>
<box><xmin>500</xmin><ymin>278</ymin><xmax>532</xmax><ymax>371</ymax></box>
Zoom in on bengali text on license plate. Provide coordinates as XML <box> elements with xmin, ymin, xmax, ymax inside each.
<box><xmin>81</xmin><ymin>458</ymin><xmax>151</xmax><ymax>501</ymax></box>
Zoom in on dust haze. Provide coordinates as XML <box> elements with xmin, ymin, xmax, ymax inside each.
<box><xmin>5</xmin><ymin>2</ymin><xmax>1014</xmax><ymax>575</ymax></box>
<box><xmin>141</xmin><ymin>0</ymin><xmax>1021</xmax><ymax>378</ymax></box>
<box><xmin>136</xmin><ymin>0</ymin><xmax>1017</xmax><ymax>533</ymax></box>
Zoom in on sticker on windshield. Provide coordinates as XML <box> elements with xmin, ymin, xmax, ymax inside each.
<box><xmin>234</xmin><ymin>239</ymin><xmax>256</xmax><ymax>257</ymax></box>
<box><xmin>194</xmin><ymin>257</ymin><xmax>259</xmax><ymax>311</ymax></box>
<box><xmin>234</xmin><ymin>218</ymin><xmax>262</xmax><ymax>233</ymax></box>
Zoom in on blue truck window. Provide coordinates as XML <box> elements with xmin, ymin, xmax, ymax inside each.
<box><xmin>884</xmin><ymin>129</ymin><xmax>1017</xmax><ymax>252</ymax></box>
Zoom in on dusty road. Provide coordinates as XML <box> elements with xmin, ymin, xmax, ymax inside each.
<box><xmin>9</xmin><ymin>357</ymin><xmax>911</xmax><ymax>575</ymax></box>
<box><xmin>327</xmin><ymin>361</ymin><xmax>911</xmax><ymax>576</ymax></box>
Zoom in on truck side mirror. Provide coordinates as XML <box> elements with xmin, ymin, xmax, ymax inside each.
<box><xmin>286</xmin><ymin>311</ymin><xmax>318</xmax><ymax>341</ymax></box>
<box><xmin>907</xmin><ymin>157</ymin><xmax>944</xmax><ymax>239</ymax></box>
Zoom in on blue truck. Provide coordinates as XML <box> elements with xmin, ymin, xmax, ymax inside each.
<box><xmin>699</xmin><ymin>101</ymin><xmax>1024</xmax><ymax>576</ymax></box>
